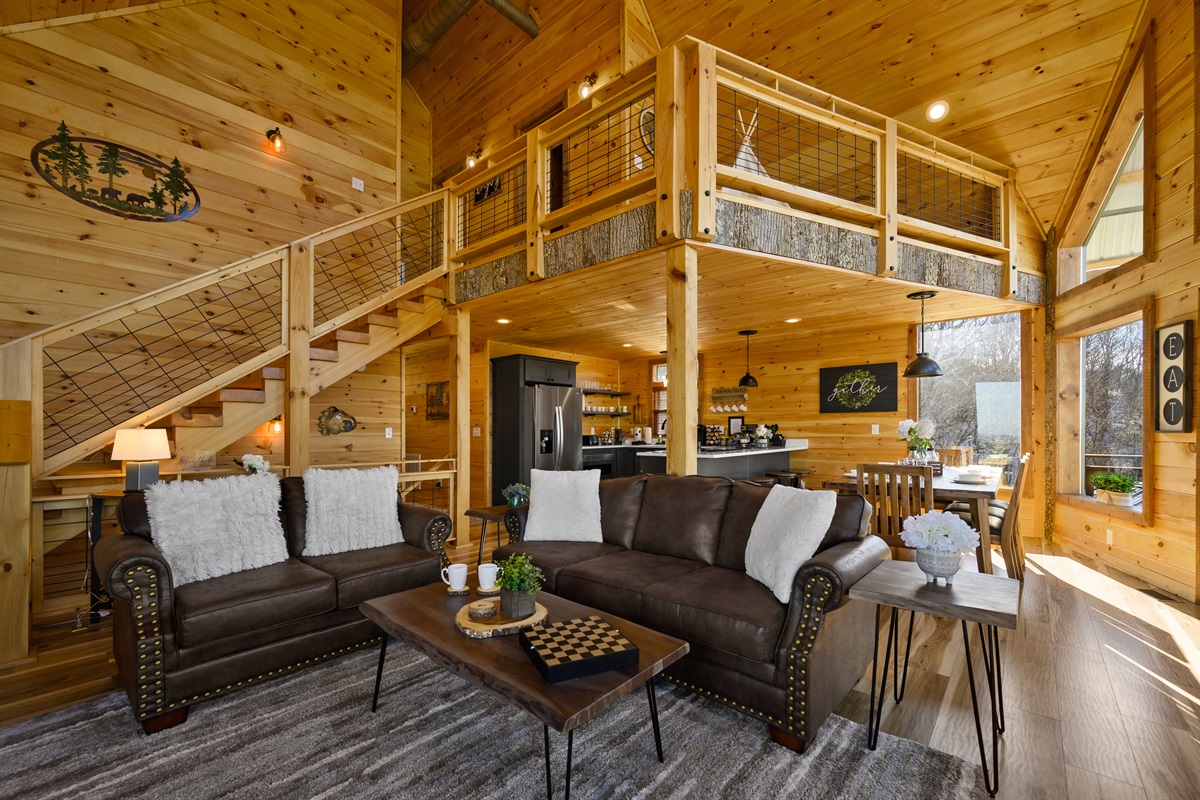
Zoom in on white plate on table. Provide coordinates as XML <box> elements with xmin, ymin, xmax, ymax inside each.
<box><xmin>952</xmin><ymin>474</ymin><xmax>989</xmax><ymax>485</ymax></box>
<box><xmin>843</xmin><ymin>471</ymin><xmax>858</xmax><ymax>478</ymax></box>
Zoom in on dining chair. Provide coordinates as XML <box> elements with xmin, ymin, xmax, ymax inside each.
<box><xmin>948</xmin><ymin>453</ymin><xmax>1030</xmax><ymax>581</ymax></box>
<box><xmin>941</xmin><ymin>446</ymin><xmax>974</xmax><ymax>467</ymax></box>
<box><xmin>856</xmin><ymin>464</ymin><xmax>935</xmax><ymax>552</ymax></box>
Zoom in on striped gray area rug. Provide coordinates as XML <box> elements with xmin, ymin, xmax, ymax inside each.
<box><xmin>0</xmin><ymin>644</ymin><xmax>984</xmax><ymax>799</ymax></box>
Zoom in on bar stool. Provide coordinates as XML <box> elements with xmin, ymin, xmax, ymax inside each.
<box><xmin>743</xmin><ymin>475</ymin><xmax>779</xmax><ymax>487</ymax></box>
<box><xmin>766</xmin><ymin>469</ymin><xmax>810</xmax><ymax>489</ymax></box>
<box><xmin>464</xmin><ymin>504</ymin><xmax>510</xmax><ymax>566</ymax></box>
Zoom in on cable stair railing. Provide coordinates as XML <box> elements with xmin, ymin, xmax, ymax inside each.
<box><xmin>0</xmin><ymin>188</ymin><xmax>451</xmax><ymax>480</ymax></box>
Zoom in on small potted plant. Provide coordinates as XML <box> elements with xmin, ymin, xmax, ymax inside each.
<box><xmin>501</xmin><ymin>482</ymin><xmax>530</xmax><ymax>507</ymax></box>
<box><xmin>753</xmin><ymin>424</ymin><xmax>772</xmax><ymax>448</ymax></box>
<box><xmin>1090</xmin><ymin>472</ymin><xmax>1136</xmax><ymax>506</ymax></box>
<box><xmin>900</xmin><ymin>510</ymin><xmax>980</xmax><ymax>585</ymax></box>
<box><xmin>235</xmin><ymin>454</ymin><xmax>271</xmax><ymax>475</ymax></box>
<box><xmin>496</xmin><ymin>553</ymin><xmax>544</xmax><ymax>619</ymax></box>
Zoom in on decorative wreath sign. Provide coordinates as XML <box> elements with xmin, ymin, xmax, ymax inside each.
<box><xmin>31</xmin><ymin>122</ymin><xmax>200</xmax><ymax>222</ymax></box>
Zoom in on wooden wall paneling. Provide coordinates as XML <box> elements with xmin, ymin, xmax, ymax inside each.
<box><xmin>0</xmin><ymin>339</ymin><xmax>32</xmax><ymax>664</ymax></box>
<box><xmin>400</xmin><ymin>79</ymin><xmax>432</xmax><ymax>200</ymax></box>
<box><xmin>307</xmin><ymin>349</ymin><xmax>406</xmax><ymax>468</ymax></box>
<box><xmin>621</xmin><ymin>0</ymin><xmax>659</xmax><ymax>73</ymax></box>
<box><xmin>0</xmin><ymin>0</ymin><xmax>190</xmax><ymax>31</ymax></box>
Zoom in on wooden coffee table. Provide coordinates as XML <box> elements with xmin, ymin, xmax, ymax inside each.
<box><xmin>361</xmin><ymin>584</ymin><xmax>690</xmax><ymax>799</ymax></box>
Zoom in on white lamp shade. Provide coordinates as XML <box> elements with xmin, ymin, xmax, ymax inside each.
<box><xmin>111</xmin><ymin>428</ymin><xmax>171</xmax><ymax>461</ymax></box>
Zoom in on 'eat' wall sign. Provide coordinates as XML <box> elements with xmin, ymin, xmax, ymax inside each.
<box><xmin>1155</xmin><ymin>320</ymin><xmax>1192</xmax><ymax>432</ymax></box>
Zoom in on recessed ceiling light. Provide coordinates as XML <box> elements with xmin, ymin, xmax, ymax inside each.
<box><xmin>925</xmin><ymin>100</ymin><xmax>949</xmax><ymax>122</ymax></box>
<box><xmin>785</xmin><ymin>318</ymin><xmax>800</xmax><ymax>324</ymax></box>
<box><xmin>622</xmin><ymin>343</ymin><xmax>632</xmax><ymax>347</ymax></box>
<box><xmin>496</xmin><ymin>318</ymin><xmax>511</xmax><ymax>324</ymax></box>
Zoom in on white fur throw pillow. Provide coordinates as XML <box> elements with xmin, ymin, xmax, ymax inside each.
<box><xmin>145</xmin><ymin>473</ymin><xmax>289</xmax><ymax>587</ymax></box>
<box><xmin>745</xmin><ymin>485</ymin><xmax>837</xmax><ymax>603</ymax></box>
<box><xmin>524</xmin><ymin>469</ymin><xmax>603</xmax><ymax>542</ymax></box>
<box><xmin>302</xmin><ymin>465</ymin><xmax>404</xmax><ymax>556</ymax></box>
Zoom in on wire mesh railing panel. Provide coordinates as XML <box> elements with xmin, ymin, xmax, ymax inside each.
<box><xmin>716</xmin><ymin>85</ymin><xmax>877</xmax><ymax>207</ymax></box>
<box><xmin>547</xmin><ymin>90</ymin><xmax>655</xmax><ymax>214</ymax></box>
<box><xmin>314</xmin><ymin>197</ymin><xmax>444</xmax><ymax>328</ymax></box>
<box><xmin>41</xmin><ymin>260</ymin><xmax>284</xmax><ymax>458</ymax></box>
<box><xmin>457</xmin><ymin>162</ymin><xmax>526</xmax><ymax>250</ymax></box>
<box><xmin>897</xmin><ymin>151</ymin><xmax>1000</xmax><ymax>240</ymax></box>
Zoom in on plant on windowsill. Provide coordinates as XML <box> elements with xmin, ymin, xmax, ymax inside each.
<box><xmin>1090</xmin><ymin>472</ymin><xmax>1136</xmax><ymax>506</ymax></box>
<box><xmin>496</xmin><ymin>553</ymin><xmax>544</xmax><ymax>619</ymax></box>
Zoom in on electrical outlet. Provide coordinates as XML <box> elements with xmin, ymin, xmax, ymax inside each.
<box><xmin>435</xmin><ymin>480</ymin><xmax>443</xmax><ymax>489</ymax></box>
<box><xmin>351</xmin><ymin>176</ymin><xmax>364</xmax><ymax>191</ymax></box>
<box><xmin>472</xmin><ymin>426</ymin><xmax>481</xmax><ymax>437</ymax></box>
<box><xmin>1105</xmin><ymin>528</ymin><xmax>1114</xmax><ymax>546</ymax></box>
<box><xmin>385</xmin><ymin>427</ymin><xmax>392</xmax><ymax>439</ymax></box>
<box><xmin>871</xmin><ymin>424</ymin><xmax>880</xmax><ymax>435</ymax></box>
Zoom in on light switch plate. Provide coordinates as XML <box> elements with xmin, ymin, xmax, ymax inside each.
<box><xmin>871</xmin><ymin>424</ymin><xmax>880</xmax><ymax>435</ymax></box>
<box><xmin>351</xmin><ymin>176</ymin><xmax>364</xmax><ymax>191</ymax></box>
<box><xmin>385</xmin><ymin>427</ymin><xmax>392</xmax><ymax>439</ymax></box>
<box><xmin>472</xmin><ymin>427</ymin><xmax>481</xmax><ymax>437</ymax></box>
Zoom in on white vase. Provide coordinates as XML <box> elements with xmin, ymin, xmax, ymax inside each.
<box><xmin>915</xmin><ymin>548</ymin><xmax>962</xmax><ymax>585</ymax></box>
<box><xmin>1109</xmin><ymin>491</ymin><xmax>1135</xmax><ymax>507</ymax></box>
<box><xmin>1094</xmin><ymin>489</ymin><xmax>1109</xmax><ymax>503</ymax></box>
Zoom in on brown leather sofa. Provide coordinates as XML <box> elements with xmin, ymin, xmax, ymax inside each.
<box><xmin>499</xmin><ymin>474</ymin><xmax>889</xmax><ymax>753</ymax></box>
<box><xmin>95</xmin><ymin>475</ymin><xmax>451</xmax><ymax>733</ymax></box>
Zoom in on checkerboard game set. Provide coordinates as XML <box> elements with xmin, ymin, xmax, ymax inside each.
<box><xmin>519</xmin><ymin>615</ymin><xmax>640</xmax><ymax>683</ymax></box>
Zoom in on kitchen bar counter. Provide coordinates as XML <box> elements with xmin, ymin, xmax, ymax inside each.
<box><xmin>634</xmin><ymin>440</ymin><xmax>808</xmax><ymax>479</ymax></box>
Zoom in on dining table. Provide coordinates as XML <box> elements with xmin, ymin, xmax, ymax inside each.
<box><xmin>822</xmin><ymin>466</ymin><xmax>1001</xmax><ymax>574</ymax></box>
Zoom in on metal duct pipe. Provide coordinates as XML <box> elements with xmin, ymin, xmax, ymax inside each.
<box><xmin>484</xmin><ymin>0</ymin><xmax>540</xmax><ymax>39</ymax></box>
<box><xmin>401</xmin><ymin>0</ymin><xmax>479</xmax><ymax>74</ymax></box>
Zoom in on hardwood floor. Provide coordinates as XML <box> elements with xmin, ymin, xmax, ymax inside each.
<box><xmin>3</xmin><ymin>527</ymin><xmax>1198</xmax><ymax>799</ymax></box>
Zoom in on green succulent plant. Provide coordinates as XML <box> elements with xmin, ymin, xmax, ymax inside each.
<box><xmin>1090</xmin><ymin>472</ymin><xmax>1136</xmax><ymax>494</ymax></box>
<box><xmin>495</xmin><ymin>553</ymin><xmax>544</xmax><ymax>595</ymax></box>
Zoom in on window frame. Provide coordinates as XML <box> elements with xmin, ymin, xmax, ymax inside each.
<box><xmin>1056</xmin><ymin>30</ymin><xmax>1156</xmax><ymax>298</ymax></box>
<box><xmin>1053</xmin><ymin>298</ymin><xmax>1156</xmax><ymax>526</ymax></box>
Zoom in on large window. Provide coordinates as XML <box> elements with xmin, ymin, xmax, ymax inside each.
<box><xmin>1082</xmin><ymin>321</ymin><xmax>1144</xmax><ymax>500</ymax></box>
<box><xmin>1082</xmin><ymin>123</ymin><xmax>1144</xmax><ymax>280</ymax></box>
<box><xmin>918</xmin><ymin>314</ymin><xmax>1021</xmax><ymax>484</ymax></box>
<box><xmin>1054</xmin><ymin>300</ymin><xmax>1155</xmax><ymax>524</ymax></box>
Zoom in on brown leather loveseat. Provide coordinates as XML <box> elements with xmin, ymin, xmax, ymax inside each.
<box><xmin>499</xmin><ymin>474</ymin><xmax>889</xmax><ymax>753</ymax></box>
<box><xmin>95</xmin><ymin>475</ymin><xmax>451</xmax><ymax>733</ymax></box>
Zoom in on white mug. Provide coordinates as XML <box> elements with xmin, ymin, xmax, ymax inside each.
<box><xmin>478</xmin><ymin>562</ymin><xmax>498</xmax><ymax>590</ymax></box>
<box><xmin>441</xmin><ymin>563</ymin><xmax>467</xmax><ymax>591</ymax></box>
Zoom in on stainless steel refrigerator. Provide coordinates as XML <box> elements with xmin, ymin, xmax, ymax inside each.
<box><xmin>491</xmin><ymin>355</ymin><xmax>582</xmax><ymax>504</ymax></box>
<box><xmin>527</xmin><ymin>384</ymin><xmax>582</xmax><ymax>473</ymax></box>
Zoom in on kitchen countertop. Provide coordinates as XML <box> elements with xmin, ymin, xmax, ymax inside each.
<box><xmin>635</xmin><ymin>440</ymin><xmax>808</xmax><ymax>459</ymax></box>
<box><xmin>582</xmin><ymin>443</ymin><xmax>669</xmax><ymax>450</ymax></box>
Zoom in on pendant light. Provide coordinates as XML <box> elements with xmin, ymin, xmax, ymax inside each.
<box><xmin>903</xmin><ymin>291</ymin><xmax>943</xmax><ymax>378</ymax></box>
<box><xmin>737</xmin><ymin>330</ymin><xmax>759</xmax><ymax>388</ymax></box>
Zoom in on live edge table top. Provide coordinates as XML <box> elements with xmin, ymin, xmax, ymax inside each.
<box><xmin>361</xmin><ymin>584</ymin><xmax>689</xmax><ymax>734</ymax></box>
<box><xmin>848</xmin><ymin>561</ymin><xmax>1021</xmax><ymax>630</ymax></box>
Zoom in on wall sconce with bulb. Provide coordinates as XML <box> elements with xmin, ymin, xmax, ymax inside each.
<box><xmin>265</xmin><ymin>127</ymin><xmax>285</xmax><ymax>154</ymax></box>
<box><xmin>269</xmin><ymin>416</ymin><xmax>283</xmax><ymax>434</ymax></box>
<box><xmin>465</xmin><ymin>148</ymin><xmax>483</xmax><ymax>169</ymax></box>
<box><xmin>577</xmin><ymin>73</ymin><xmax>598</xmax><ymax>100</ymax></box>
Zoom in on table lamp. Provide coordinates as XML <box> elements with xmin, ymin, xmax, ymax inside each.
<box><xmin>111</xmin><ymin>427</ymin><xmax>171</xmax><ymax>491</ymax></box>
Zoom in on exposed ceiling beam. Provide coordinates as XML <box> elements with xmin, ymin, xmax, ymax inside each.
<box><xmin>402</xmin><ymin>0</ymin><xmax>539</xmax><ymax>74</ymax></box>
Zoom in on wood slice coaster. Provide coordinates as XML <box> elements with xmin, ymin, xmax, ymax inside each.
<box><xmin>454</xmin><ymin>599</ymin><xmax>548</xmax><ymax>638</ymax></box>
<box><xmin>476</xmin><ymin>585</ymin><xmax>501</xmax><ymax>596</ymax></box>
<box><xmin>446</xmin><ymin>586</ymin><xmax>470</xmax><ymax>597</ymax></box>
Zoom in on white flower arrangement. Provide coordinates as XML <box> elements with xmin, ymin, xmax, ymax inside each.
<box><xmin>897</xmin><ymin>418</ymin><xmax>936</xmax><ymax>451</ymax></box>
<box><xmin>900</xmin><ymin>510</ymin><xmax>979</xmax><ymax>553</ymax></box>
<box><xmin>754</xmin><ymin>424</ymin><xmax>771</xmax><ymax>440</ymax></box>
<box><xmin>235</xmin><ymin>454</ymin><xmax>271</xmax><ymax>475</ymax></box>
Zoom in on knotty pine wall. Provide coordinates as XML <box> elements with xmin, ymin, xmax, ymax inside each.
<box><xmin>0</xmin><ymin>0</ymin><xmax>404</xmax><ymax>343</ymax></box>
<box><xmin>1053</xmin><ymin>0</ymin><xmax>1197</xmax><ymax>602</ymax></box>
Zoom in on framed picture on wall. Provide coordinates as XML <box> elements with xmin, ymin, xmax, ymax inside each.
<box><xmin>426</xmin><ymin>382</ymin><xmax>449</xmax><ymax>420</ymax></box>
<box><xmin>728</xmin><ymin>416</ymin><xmax>744</xmax><ymax>435</ymax></box>
<box><xmin>818</xmin><ymin>363</ymin><xmax>898</xmax><ymax>413</ymax></box>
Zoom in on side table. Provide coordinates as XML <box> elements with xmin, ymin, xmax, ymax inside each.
<box><xmin>465</xmin><ymin>504</ymin><xmax>511</xmax><ymax>566</ymax></box>
<box><xmin>848</xmin><ymin>561</ymin><xmax>1020</xmax><ymax>796</ymax></box>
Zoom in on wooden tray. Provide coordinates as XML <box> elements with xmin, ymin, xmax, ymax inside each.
<box><xmin>455</xmin><ymin>599</ymin><xmax>548</xmax><ymax>639</ymax></box>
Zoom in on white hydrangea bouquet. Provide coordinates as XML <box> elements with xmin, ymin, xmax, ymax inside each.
<box><xmin>900</xmin><ymin>510</ymin><xmax>979</xmax><ymax>553</ymax></box>
<box><xmin>754</xmin><ymin>424</ymin><xmax>772</xmax><ymax>440</ymax></box>
<box><xmin>235</xmin><ymin>454</ymin><xmax>271</xmax><ymax>475</ymax></box>
<box><xmin>897</xmin><ymin>418</ymin><xmax>936</xmax><ymax>451</ymax></box>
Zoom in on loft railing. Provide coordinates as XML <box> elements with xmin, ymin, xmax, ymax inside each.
<box><xmin>0</xmin><ymin>189</ymin><xmax>451</xmax><ymax>478</ymax></box>
<box><xmin>444</xmin><ymin>38</ymin><xmax>1023</xmax><ymax>297</ymax></box>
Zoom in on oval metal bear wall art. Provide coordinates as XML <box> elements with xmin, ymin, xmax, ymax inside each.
<box><xmin>317</xmin><ymin>406</ymin><xmax>358</xmax><ymax>436</ymax></box>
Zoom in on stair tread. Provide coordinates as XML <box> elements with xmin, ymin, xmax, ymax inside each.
<box><xmin>218</xmin><ymin>388</ymin><xmax>266</xmax><ymax>403</ymax></box>
<box><xmin>310</xmin><ymin>347</ymin><xmax>339</xmax><ymax>362</ymax></box>
<box><xmin>261</xmin><ymin>366</ymin><xmax>285</xmax><ymax>380</ymax></box>
<box><xmin>171</xmin><ymin>411</ymin><xmax>223</xmax><ymax>427</ymax></box>
<box><xmin>367</xmin><ymin>313</ymin><xmax>398</xmax><ymax>328</ymax></box>
<box><xmin>335</xmin><ymin>329</ymin><xmax>371</xmax><ymax>343</ymax></box>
